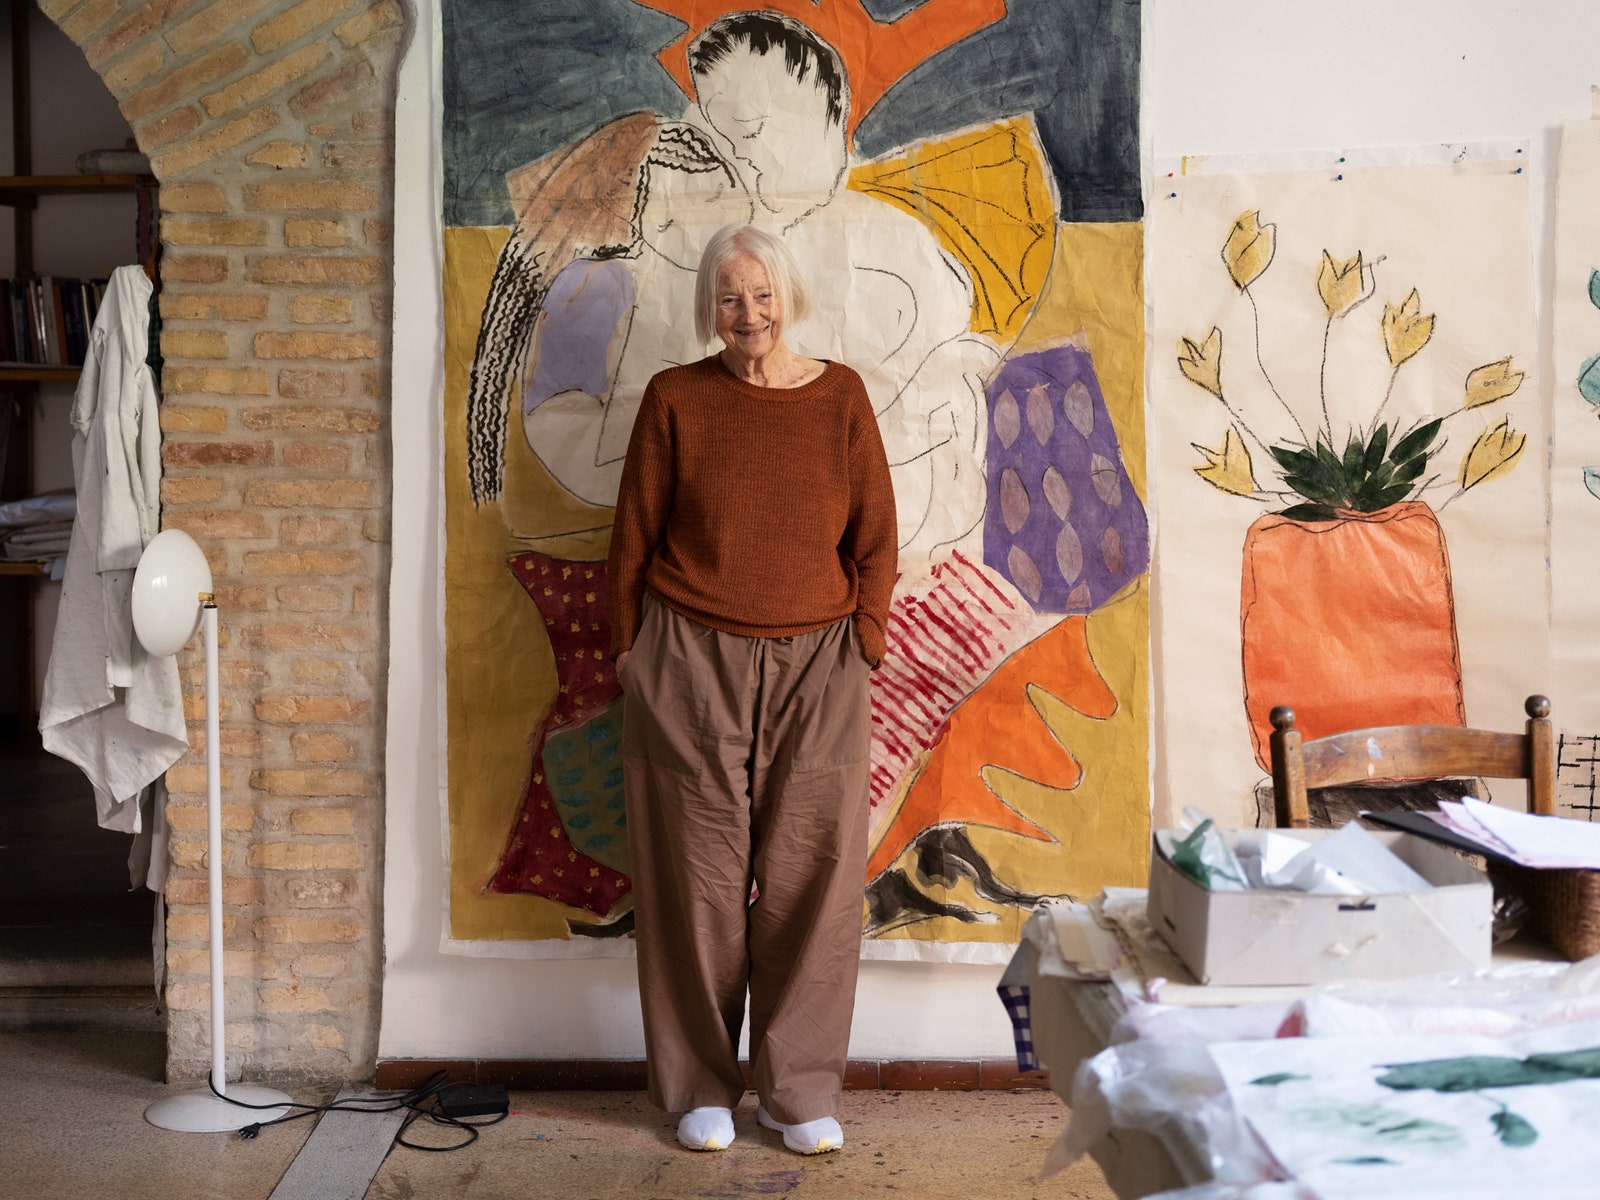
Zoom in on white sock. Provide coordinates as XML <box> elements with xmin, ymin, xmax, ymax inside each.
<box><xmin>677</xmin><ymin>1106</ymin><xmax>735</xmax><ymax>1151</ymax></box>
<box><xmin>757</xmin><ymin>1104</ymin><xmax>843</xmax><ymax>1154</ymax></box>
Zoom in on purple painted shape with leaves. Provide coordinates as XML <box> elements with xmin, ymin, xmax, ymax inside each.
<box><xmin>984</xmin><ymin>342</ymin><xmax>1148</xmax><ymax>614</ymax></box>
<box><xmin>523</xmin><ymin>258</ymin><xmax>634</xmax><ymax>417</ymax></box>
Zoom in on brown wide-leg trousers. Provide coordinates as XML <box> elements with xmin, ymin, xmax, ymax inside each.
<box><xmin>620</xmin><ymin>594</ymin><xmax>871</xmax><ymax>1125</ymax></box>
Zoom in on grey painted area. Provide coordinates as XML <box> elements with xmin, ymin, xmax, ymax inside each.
<box><xmin>444</xmin><ymin>0</ymin><xmax>1142</xmax><ymax>227</ymax></box>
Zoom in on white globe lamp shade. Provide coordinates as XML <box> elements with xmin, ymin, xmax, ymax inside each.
<box><xmin>132</xmin><ymin>529</ymin><xmax>214</xmax><ymax>656</ymax></box>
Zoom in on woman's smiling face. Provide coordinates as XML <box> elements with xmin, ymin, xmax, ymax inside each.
<box><xmin>714</xmin><ymin>253</ymin><xmax>783</xmax><ymax>365</ymax></box>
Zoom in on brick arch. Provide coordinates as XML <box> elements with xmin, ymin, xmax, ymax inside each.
<box><xmin>43</xmin><ymin>0</ymin><xmax>407</xmax><ymax>1081</ymax></box>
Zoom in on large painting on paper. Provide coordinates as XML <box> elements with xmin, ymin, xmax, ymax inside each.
<box><xmin>440</xmin><ymin>0</ymin><xmax>1147</xmax><ymax>956</ymax></box>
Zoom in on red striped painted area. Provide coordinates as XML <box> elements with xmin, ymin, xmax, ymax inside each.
<box><xmin>866</xmin><ymin>554</ymin><xmax>1041</xmax><ymax>811</ymax></box>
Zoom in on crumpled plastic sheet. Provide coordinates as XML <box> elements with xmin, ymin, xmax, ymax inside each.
<box><xmin>1286</xmin><ymin>951</ymin><xmax>1600</xmax><ymax>1039</ymax></box>
<box><xmin>1044</xmin><ymin>1037</ymin><xmax>1282</xmax><ymax>1187</ymax></box>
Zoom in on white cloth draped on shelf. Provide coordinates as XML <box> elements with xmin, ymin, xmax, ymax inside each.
<box><xmin>39</xmin><ymin>265</ymin><xmax>185</xmax><ymax>890</ymax></box>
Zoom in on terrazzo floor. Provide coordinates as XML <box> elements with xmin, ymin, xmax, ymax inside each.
<box><xmin>2</xmin><ymin>1029</ymin><xmax>1119</xmax><ymax>1200</ymax></box>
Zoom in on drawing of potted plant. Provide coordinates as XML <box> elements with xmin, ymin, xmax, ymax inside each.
<box><xmin>1177</xmin><ymin>210</ymin><xmax>1528</xmax><ymax>770</ymax></box>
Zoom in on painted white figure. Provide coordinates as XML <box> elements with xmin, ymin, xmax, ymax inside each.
<box><xmin>506</xmin><ymin>13</ymin><xmax>997</xmax><ymax>573</ymax></box>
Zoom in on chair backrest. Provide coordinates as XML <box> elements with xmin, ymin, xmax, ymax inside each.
<box><xmin>1268</xmin><ymin>695</ymin><xmax>1555</xmax><ymax>828</ymax></box>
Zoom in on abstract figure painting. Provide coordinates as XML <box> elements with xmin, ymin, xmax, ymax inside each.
<box><xmin>1150</xmin><ymin>155</ymin><xmax>1545</xmax><ymax>826</ymax></box>
<box><xmin>440</xmin><ymin>1</ymin><xmax>1147</xmax><ymax>954</ymax></box>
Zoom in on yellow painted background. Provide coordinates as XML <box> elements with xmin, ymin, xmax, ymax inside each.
<box><xmin>441</xmin><ymin>220</ymin><xmax>1148</xmax><ymax>945</ymax></box>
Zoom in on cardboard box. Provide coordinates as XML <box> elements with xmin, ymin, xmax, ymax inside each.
<box><xmin>1146</xmin><ymin>828</ymin><xmax>1492</xmax><ymax>986</ymax></box>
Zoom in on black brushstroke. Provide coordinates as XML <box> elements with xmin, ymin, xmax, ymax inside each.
<box><xmin>568</xmin><ymin>909</ymin><xmax>636</xmax><ymax>938</ymax></box>
<box><xmin>913</xmin><ymin>824</ymin><xmax>1052</xmax><ymax>908</ymax></box>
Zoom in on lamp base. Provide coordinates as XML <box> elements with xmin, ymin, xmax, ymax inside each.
<box><xmin>145</xmin><ymin>1084</ymin><xmax>294</xmax><ymax>1132</ymax></box>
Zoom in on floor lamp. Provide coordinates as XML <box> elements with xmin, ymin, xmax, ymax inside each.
<box><xmin>135</xmin><ymin>529</ymin><xmax>292</xmax><ymax>1132</ymax></box>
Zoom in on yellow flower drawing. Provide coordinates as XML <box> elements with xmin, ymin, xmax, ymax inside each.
<box><xmin>1192</xmin><ymin>428</ymin><xmax>1256</xmax><ymax>496</ymax></box>
<box><xmin>1459</xmin><ymin>418</ymin><xmax>1526</xmax><ymax>490</ymax></box>
<box><xmin>1316</xmin><ymin>251</ymin><xmax>1364</xmax><ymax>318</ymax></box>
<box><xmin>1382</xmin><ymin>289</ymin><xmax>1435</xmax><ymax>368</ymax></box>
<box><xmin>1463</xmin><ymin>357</ymin><xmax>1526</xmax><ymax>409</ymax></box>
<box><xmin>1178</xmin><ymin>327</ymin><xmax>1223</xmax><ymax>397</ymax></box>
<box><xmin>1222</xmin><ymin>210</ymin><xmax>1276</xmax><ymax>290</ymax></box>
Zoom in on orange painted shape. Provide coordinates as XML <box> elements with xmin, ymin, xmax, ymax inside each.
<box><xmin>1046</xmin><ymin>616</ymin><xmax>1117</xmax><ymax>719</ymax></box>
<box><xmin>865</xmin><ymin>614</ymin><xmax>1112</xmax><ymax>882</ymax></box>
<box><xmin>1240</xmin><ymin>502</ymin><xmax>1465</xmax><ymax>773</ymax></box>
<box><xmin>633</xmin><ymin>0</ymin><xmax>1008</xmax><ymax>141</ymax></box>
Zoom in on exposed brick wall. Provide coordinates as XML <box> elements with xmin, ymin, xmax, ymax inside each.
<box><xmin>41</xmin><ymin>0</ymin><xmax>406</xmax><ymax>1081</ymax></box>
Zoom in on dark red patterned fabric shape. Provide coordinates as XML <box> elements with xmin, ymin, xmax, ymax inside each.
<box><xmin>488</xmin><ymin>551</ymin><xmax>631</xmax><ymax>916</ymax></box>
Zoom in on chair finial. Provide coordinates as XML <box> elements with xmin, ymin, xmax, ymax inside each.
<box><xmin>1527</xmin><ymin>695</ymin><xmax>1551</xmax><ymax>719</ymax></box>
<box><xmin>1269</xmin><ymin>706</ymin><xmax>1296</xmax><ymax>731</ymax></box>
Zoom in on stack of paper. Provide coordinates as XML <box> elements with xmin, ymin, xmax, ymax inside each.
<box><xmin>1436</xmin><ymin>797</ymin><xmax>1600</xmax><ymax>869</ymax></box>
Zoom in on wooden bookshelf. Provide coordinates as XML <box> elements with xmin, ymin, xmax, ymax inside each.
<box><xmin>0</xmin><ymin>174</ymin><xmax>154</xmax><ymax>207</ymax></box>
<box><xmin>0</xmin><ymin>365</ymin><xmax>80</xmax><ymax>383</ymax></box>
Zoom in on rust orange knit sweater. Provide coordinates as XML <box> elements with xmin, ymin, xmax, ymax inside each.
<box><xmin>607</xmin><ymin>355</ymin><xmax>898</xmax><ymax>667</ymax></box>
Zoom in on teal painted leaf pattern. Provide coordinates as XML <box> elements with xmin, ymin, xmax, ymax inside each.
<box><xmin>1584</xmin><ymin>467</ymin><xmax>1600</xmax><ymax>502</ymax></box>
<box><xmin>1492</xmin><ymin>1108</ymin><xmax>1538</xmax><ymax>1148</ymax></box>
<box><xmin>1590</xmin><ymin>268</ymin><xmax>1600</xmax><ymax>312</ymax></box>
<box><xmin>1579</xmin><ymin>353</ymin><xmax>1600</xmax><ymax>407</ymax></box>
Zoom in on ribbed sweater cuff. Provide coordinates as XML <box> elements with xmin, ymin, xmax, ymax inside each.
<box><xmin>854</xmin><ymin>612</ymin><xmax>886</xmax><ymax>670</ymax></box>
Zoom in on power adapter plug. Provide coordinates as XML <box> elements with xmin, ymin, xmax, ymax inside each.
<box><xmin>439</xmin><ymin>1084</ymin><xmax>509</xmax><ymax>1119</ymax></box>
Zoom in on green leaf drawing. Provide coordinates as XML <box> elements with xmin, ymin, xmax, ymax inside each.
<box><xmin>1579</xmin><ymin>353</ymin><xmax>1600</xmax><ymax>407</ymax></box>
<box><xmin>1584</xmin><ymin>467</ymin><xmax>1600</xmax><ymax>502</ymax></box>
<box><xmin>1377</xmin><ymin>1046</ymin><xmax>1600</xmax><ymax>1093</ymax></box>
<box><xmin>1589</xmin><ymin>268</ymin><xmax>1600</xmax><ymax>312</ymax></box>
<box><xmin>1266</xmin><ymin>415</ymin><xmax>1447</xmax><ymax>518</ymax></box>
<box><xmin>1250</xmin><ymin>1072</ymin><xmax>1310</xmax><ymax>1086</ymax></box>
<box><xmin>1280</xmin><ymin>503</ymin><xmax>1341</xmax><ymax>522</ymax></box>
<box><xmin>1334</xmin><ymin>1156</ymin><xmax>1397</xmax><ymax>1166</ymax></box>
<box><xmin>1372</xmin><ymin>1045</ymin><xmax>1600</xmax><ymax>1151</ymax></box>
<box><xmin>1289</xmin><ymin>1098</ymin><xmax>1462</xmax><ymax>1148</ymax></box>
<box><xmin>1389</xmin><ymin>417</ymin><xmax>1443</xmax><ymax>465</ymax></box>
<box><xmin>1491</xmin><ymin>1108</ymin><xmax>1538</xmax><ymax>1148</ymax></box>
<box><xmin>1362</xmin><ymin>424</ymin><xmax>1389</xmax><ymax>473</ymax></box>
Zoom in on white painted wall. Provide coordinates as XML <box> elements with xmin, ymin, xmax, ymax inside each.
<box><xmin>381</xmin><ymin>0</ymin><xmax>1600</xmax><ymax>1061</ymax></box>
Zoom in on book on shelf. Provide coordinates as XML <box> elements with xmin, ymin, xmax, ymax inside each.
<box><xmin>0</xmin><ymin>276</ymin><xmax>105</xmax><ymax>368</ymax></box>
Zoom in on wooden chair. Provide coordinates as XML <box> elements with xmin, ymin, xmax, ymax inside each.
<box><xmin>1268</xmin><ymin>695</ymin><xmax>1555</xmax><ymax>829</ymax></box>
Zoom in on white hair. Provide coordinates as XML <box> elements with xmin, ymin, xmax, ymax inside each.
<box><xmin>693</xmin><ymin>225</ymin><xmax>810</xmax><ymax>345</ymax></box>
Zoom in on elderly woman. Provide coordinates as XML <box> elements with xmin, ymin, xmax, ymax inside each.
<box><xmin>607</xmin><ymin>223</ymin><xmax>897</xmax><ymax>1155</ymax></box>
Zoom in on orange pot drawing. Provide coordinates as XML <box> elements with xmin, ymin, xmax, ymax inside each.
<box><xmin>1240</xmin><ymin>501</ymin><xmax>1465</xmax><ymax>772</ymax></box>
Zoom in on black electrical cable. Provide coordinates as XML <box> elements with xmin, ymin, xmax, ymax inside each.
<box><xmin>205</xmin><ymin>1070</ymin><xmax>505</xmax><ymax>1151</ymax></box>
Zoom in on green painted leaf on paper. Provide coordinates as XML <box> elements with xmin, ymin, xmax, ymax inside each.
<box><xmin>1250</xmin><ymin>1072</ymin><xmax>1310</xmax><ymax>1086</ymax></box>
<box><xmin>1334</xmin><ymin>1156</ymin><xmax>1397</xmax><ymax>1166</ymax></box>
<box><xmin>1378</xmin><ymin>1046</ymin><xmax>1600</xmax><ymax>1093</ymax></box>
<box><xmin>1492</xmin><ymin>1109</ymin><xmax>1538</xmax><ymax>1148</ymax></box>
<box><xmin>1280</xmin><ymin>503</ymin><xmax>1341</xmax><ymax>522</ymax></box>
<box><xmin>1579</xmin><ymin>353</ymin><xmax>1600</xmax><ymax>407</ymax></box>
<box><xmin>1389</xmin><ymin>417</ymin><xmax>1443</xmax><ymax>465</ymax></box>
<box><xmin>1362</xmin><ymin>424</ymin><xmax>1390</xmax><ymax>474</ymax></box>
<box><xmin>1583</xmin><ymin>467</ymin><xmax>1600</xmax><ymax>501</ymax></box>
<box><xmin>1589</xmin><ymin>268</ymin><xmax>1600</xmax><ymax>311</ymax></box>
<box><xmin>1289</xmin><ymin>1098</ymin><xmax>1462</xmax><ymax>1148</ymax></box>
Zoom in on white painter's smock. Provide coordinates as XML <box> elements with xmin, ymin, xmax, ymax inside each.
<box><xmin>39</xmin><ymin>266</ymin><xmax>186</xmax><ymax>889</ymax></box>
